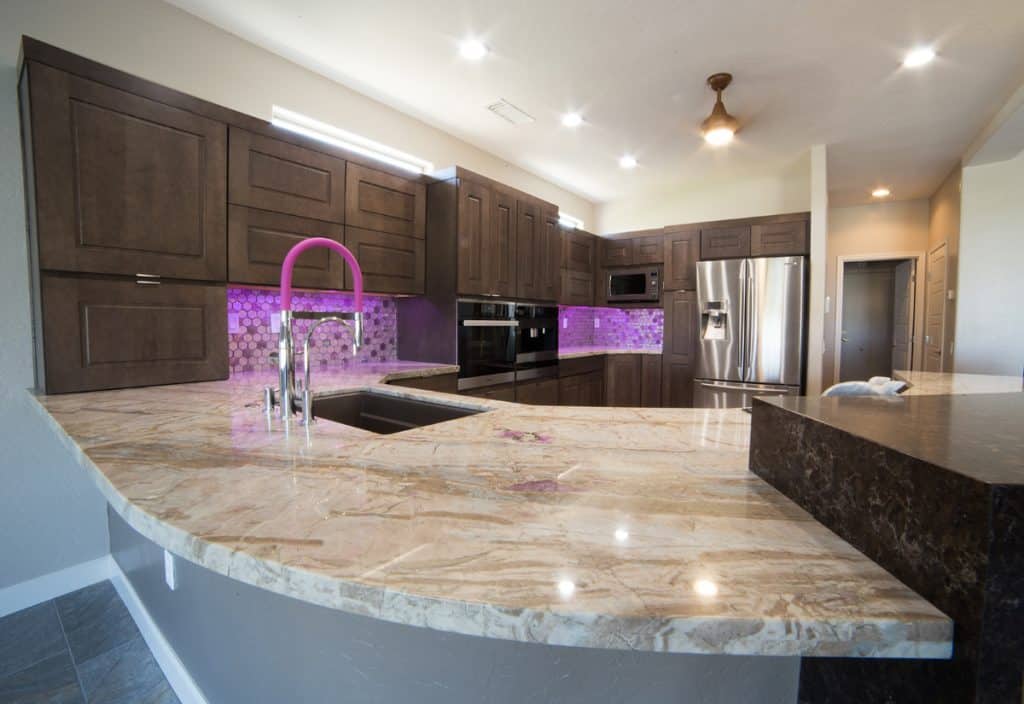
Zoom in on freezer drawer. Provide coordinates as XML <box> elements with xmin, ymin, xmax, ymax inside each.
<box><xmin>693</xmin><ymin>379</ymin><xmax>801</xmax><ymax>409</ymax></box>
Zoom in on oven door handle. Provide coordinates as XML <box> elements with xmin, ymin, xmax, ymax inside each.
<box><xmin>462</xmin><ymin>320</ymin><xmax>519</xmax><ymax>327</ymax></box>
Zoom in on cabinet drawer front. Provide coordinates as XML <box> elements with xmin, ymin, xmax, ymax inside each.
<box><xmin>560</xmin><ymin>354</ymin><xmax>605</xmax><ymax>377</ymax></box>
<box><xmin>345</xmin><ymin>163</ymin><xmax>426</xmax><ymax>237</ymax></box>
<box><xmin>559</xmin><ymin>270</ymin><xmax>594</xmax><ymax>306</ymax></box>
<box><xmin>228</xmin><ymin>206</ymin><xmax>345</xmax><ymax>288</ymax></box>
<box><xmin>29</xmin><ymin>63</ymin><xmax>227</xmax><ymax>281</ymax></box>
<box><xmin>345</xmin><ymin>227</ymin><xmax>424</xmax><ymax>295</ymax></box>
<box><xmin>603</xmin><ymin>239</ymin><xmax>633</xmax><ymax>267</ymax></box>
<box><xmin>700</xmin><ymin>225</ymin><xmax>751</xmax><ymax>259</ymax></box>
<box><xmin>41</xmin><ymin>275</ymin><xmax>228</xmax><ymax>393</ymax></box>
<box><xmin>632</xmin><ymin>235</ymin><xmax>664</xmax><ymax>264</ymax></box>
<box><xmin>229</xmin><ymin>127</ymin><xmax>346</xmax><ymax>222</ymax></box>
<box><xmin>751</xmin><ymin>221</ymin><xmax>808</xmax><ymax>256</ymax></box>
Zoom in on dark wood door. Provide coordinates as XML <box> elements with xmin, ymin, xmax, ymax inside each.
<box><xmin>40</xmin><ymin>274</ymin><xmax>228</xmax><ymax>393</ymax></box>
<box><xmin>562</xmin><ymin>230</ymin><xmax>595</xmax><ymax>273</ymax></box>
<box><xmin>490</xmin><ymin>186</ymin><xmax>517</xmax><ymax>298</ymax></box>
<box><xmin>345</xmin><ymin>227</ymin><xmax>425</xmax><ymax>295</ymax></box>
<box><xmin>539</xmin><ymin>208</ymin><xmax>562</xmax><ymax>301</ymax></box>
<box><xmin>662</xmin><ymin>290</ymin><xmax>697</xmax><ymax>407</ymax></box>
<box><xmin>229</xmin><ymin>127</ymin><xmax>346</xmax><ymax>223</ymax></box>
<box><xmin>516</xmin><ymin>198</ymin><xmax>541</xmax><ymax>299</ymax></box>
<box><xmin>603</xmin><ymin>239</ymin><xmax>633</xmax><ymax>267</ymax></box>
<box><xmin>641</xmin><ymin>354</ymin><xmax>663</xmax><ymax>407</ymax></box>
<box><xmin>663</xmin><ymin>227</ymin><xmax>699</xmax><ymax>291</ymax></box>
<box><xmin>560</xmin><ymin>270</ymin><xmax>594</xmax><ymax>306</ymax></box>
<box><xmin>516</xmin><ymin>378</ymin><xmax>559</xmax><ymax>405</ymax></box>
<box><xmin>605</xmin><ymin>355</ymin><xmax>642</xmax><ymax>407</ymax></box>
<box><xmin>228</xmin><ymin>206</ymin><xmax>345</xmax><ymax>288</ymax></box>
<box><xmin>751</xmin><ymin>220</ymin><xmax>808</xmax><ymax>256</ymax></box>
<box><xmin>700</xmin><ymin>225</ymin><xmax>751</xmax><ymax>260</ymax></box>
<box><xmin>456</xmin><ymin>178</ymin><xmax>491</xmax><ymax>296</ymax></box>
<box><xmin>345</xmin><ymin>163</ymin><xmax>426</xmax><ymax>237</ymax></box>
<box><xmin>632</xmin><ymin>234</ymin><xmax>664</xmax><ymax>264</ymax></box>
<box><xmin>27</xmin><ymin>62</ymin><xmax>227</xmax><ymax>281</ymax></box>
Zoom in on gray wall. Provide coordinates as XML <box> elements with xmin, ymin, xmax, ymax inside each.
<box><xmin>110</xmin><ymin>509</ymin><xmax>800</xmax><ymax>704</ymax></box>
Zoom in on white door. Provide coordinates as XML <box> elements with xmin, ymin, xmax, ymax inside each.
<box><xmin>891</xmin><ymin>260</ymin><xmax>916</xmax><ymax>372</ymax></box>
<box><xmin>925</xmin><ymin>243</ymin><xmax>947</xmax><ymax>372</ymax></box>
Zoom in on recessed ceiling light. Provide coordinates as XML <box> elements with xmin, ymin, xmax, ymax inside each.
<box><xmin>458</xmin><ymin>38</ymin><xmax>488</xmax><ymax>61</ymax></box>
<box><xmin>561</xmin><ymin>112</ymin><xmax>584</xmax><ymax>128</ymax></box>
<box><xmin>872</xmin><ymin>187</ymin><xmax>891</xmax><ymax>198</ymax></box>
<box><xmin>619</xmin><ymin>155</ymin><xmax>638</xmax><ymax>169</ymax></box>
<box><xmin>902</xmin><ymin>47</ymin><xmax>936</xmax><ymax>68</ymax></box>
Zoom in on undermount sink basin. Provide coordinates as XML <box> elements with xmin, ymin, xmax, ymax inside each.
<box><xmin>310</xmin><ymin>389</ymin><xmax>485</xmax><ymax>434</ymax></box>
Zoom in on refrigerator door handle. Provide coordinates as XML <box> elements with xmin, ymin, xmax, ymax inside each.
<box><xmin>744</xmin><ymin>262</ymin><xmax>754</xmax><ymax>381</ymax></box>
<box><xmin>737</xmin><ymin>260</ymin><xmax>746</xmax><ymax>380</ymax></box>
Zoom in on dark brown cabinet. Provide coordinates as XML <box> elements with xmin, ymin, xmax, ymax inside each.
<box><xmin>605</xmin><ymin>354</ymin><xmax>642</xmax><ymax>407</ymax></box>
<box><xmin>751</xmin><ymin>220</ymin><xmax>808</xmax><ymax>256</ymax></box>
<box><xmin>345</xmin><ymin>163</ymin><xmax>426</xmax><ymax>237</ymax></box>
<box><xmin>516</xmin><ymin>377</ymin><xmax>559</xmax><ymax>405</ymax></box>
<box><xmin>26</xmin><ymin>62</ymin><xmax>227</xmax><ymax>282</ymax></box>
<box><xmin>538</xmin><ymin>207</ymin><xmax>561</xmax><ymax>301</ymax></box>
<box><xmin>602</xmin><ymin>230</ymin><xmax>664</xmax><ymax>267</ymax></box>
<box><xmin>559</xmin><ymin>229</ymin><xmax>596</xmax><ymax>306</ymax></box>
<box><xmin>228</xmin><ymin>206</ymin><xmax>346</xmax><ymax>288</ymax></box>
<box><xmin>455</xmin><ymin>178</ymin><xmax>492</xmax><ymax>296</ymax></box>
<box><xmin>464</xmin><ymin>384</ymin><xmax>515</xmax><ymax>402</ymax></box>
<box><xmin>663</xmin><ymin>227</ymin><xmax>699</xmax><ymax>291</ymax></box>
<box><xmin>560</xmin><ymin>270</ymin><xmax>594</xmax><ymax>306</ymax></box>
<box><xmin>641</xmin><ymin>355</ymin><xmax>663</xmax><ymax>407</ymax></box>
<box><xmin>387</xmin><ymin>374</ymin><xmax>458</xmax><ymax>393</ymax></box>
<box><xmin>229</xmin><ymin>127</ymin><xmax>346</xmax><ymax>223</ymax></box>
<box><xmin>345</xmin><ymin>227</ymin><xmax>424</xmax><ymax>294</ymax></box>
<box><xmin>559</xmin><ymin>355</ymin><xmax>605</xmax><ymax>406</ymax></box>
<box><xmin>603</xmin><ymin>239</ymin><xmax>634</xmax><ymax>267</ymax></box>
<box><xmin>490</xmin><ymin>187</ymin><xmax>518</xmax><ymax>298</ymax></box>
<box><xmin>700</xmin><ymin>225</ymin><xmax>751</xmax><ymax>260</ymax></box>
<box><xmin>516</xmin><ymin>199</ymin><xmax>541</xmax><ymax>299</ymax></box>
<box><xmin>40</xmin><ymin>274</ymin><xmax>228</xmax><ymax>393</ymax></box>
<box><xmin>632</xmin><ymin>235</ymin><xmax>664</xmax><ymax>264</ymax></box>
<box><xmin>662</xmin><ymin>290</ymin><xmax>698</xmax><ymax>407</ymax></box>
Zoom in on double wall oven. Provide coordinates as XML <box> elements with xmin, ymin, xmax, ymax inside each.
<box><xmin>457</xmin><ymin>300</ymin><xmax>558</xmax><ymax>393</ymax></box>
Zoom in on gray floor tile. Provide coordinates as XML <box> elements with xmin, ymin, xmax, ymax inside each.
<box><xmin>77</xmin><ymin>637</ymin><xmax>178</xmax><ymax>704</ymax></box>
<box><xmin>0</xmin><ymin>601</ymin><xmax>67</xmax><ymax>680</ymax></box>
<box><xmin>0</xmin><ymin>650</ymin><xmax>84</xmax><ymax>704</ymax></box>
<box><xmin>55</xmin><ymin>583</ymin><xmax>139</xmax><ymax>665</ymax></box>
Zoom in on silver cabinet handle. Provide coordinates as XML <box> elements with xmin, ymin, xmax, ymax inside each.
<box><xmin>462</xmin><ymin>320</ymin><xmax>519</xmax><ymax>327</ymax></box>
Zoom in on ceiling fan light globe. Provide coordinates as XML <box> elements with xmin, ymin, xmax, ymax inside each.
<box><xmin>704</xmin><ymin>126</ymin><xmax>735</xmax><ymax>146</ymax></box>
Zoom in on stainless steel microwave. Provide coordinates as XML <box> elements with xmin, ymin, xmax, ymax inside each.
<box><xmin>606</xmin><ymin>267</ymin><xmax>661</xmax><ymax>303</ymax></box>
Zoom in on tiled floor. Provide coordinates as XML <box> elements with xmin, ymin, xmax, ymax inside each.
<box><xmin>0</xmin><ymin>581</ymin><xmax>179</xmax><ymax>704</ymax></box>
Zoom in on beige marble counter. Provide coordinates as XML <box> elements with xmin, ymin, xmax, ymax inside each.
<box><xmin>896</xmin><ymin>370</ymin><xmax>1023</xmax><ymax>396</ymax></box>
<box><xmin>31</xmin><ymin>361</ymin><xmax>951</xmax><ymax>659</ymax></box>
<box><xmin>559</xmin><ymin>347</ymin><xmax>662</xmax><ymax>359</ymax></box>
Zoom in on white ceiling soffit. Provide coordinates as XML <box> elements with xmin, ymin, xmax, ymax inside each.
<box><xmin>166</xmin><ymin>0</ymin><xmax>1024</xmax><ymax>208</ymax></box>
<box><xmin>964</xmin><ymin>80</ymin><xmax>1024</xmax><ymax>167</ymax></box>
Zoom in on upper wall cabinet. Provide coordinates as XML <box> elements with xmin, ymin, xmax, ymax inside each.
<box><xmin>603</xmin><ymin>239</ymin><xmax>634</xmax><ymax>267</ymax></box>
<box><xmin>632</xmin><ymin>234</ymin><xmax>664</xmax><ymax>265</ymax></box>
<box><xmin>345</xmin><ymin>163</ymin><xmax>426</xmax><ymax>237</ymax></box>
<box><xmin>26</xmin><ymin>62</ymin><xmax>227</xmax><ymax>281</ymax></box>
<box><xmin>663</xmin><ymin>227</ymin><xmax>699</xmax><ymax>291</ymax></box>
<box><xmin>539</xmin><ymin>206</ymin><xmax>562</xmax><ymax>301</ymax></box>
<box><xmin>229</xmin><ymin>127</ymin><xmax>346</xmax><ymax>223</ymax></box>
<box><xmin>345</xmin><ymin>226</ymin><xmax>424</xmax><ymax>295</ymax></box>
<box><xmin>563</xmin><ymin>230</ymin><xmax>596</xmax><ymax>273</ymax></box>
<box><xmin>750</xmin><ymin>220</ymin><xmax>809</xmax><ymax>256</ymax></box>
<box><xmin>700</xmin><ymin>224</ymin><xmax>751</xmax><ymax>260</ymax></box>
<box><xmin>515</xmin><ymin>198</ymin><xmax>542</xmax><ymax>299</ymax></box>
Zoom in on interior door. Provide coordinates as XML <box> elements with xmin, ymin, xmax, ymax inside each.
<box><xmin>891</xmin><ymin>259</ymin><xmax>916</xmax><ymax>372</ymax></box>
<box><xmin>840</xmin><ymin>263</ymin><xmax>895</xmax><ymax>381</ymax></box>
<box><xmin>746</xmin><ymin>257</ymin><xmax>805</xmax><ymax>386</ymax></box>
<box><xmin>924</xmin><ymin>243</ymin><xmax>947</xmax><ymax>372</ymax></box>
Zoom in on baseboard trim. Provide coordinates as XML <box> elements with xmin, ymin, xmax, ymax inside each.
<box><xmin>0</xmin><ymin>555</ymin><xmax>113</xmax><ymax>618</ymax></box>
<box><xmin>110</xmin><ymin>561</ymin><xmax>209</xmax><ymax>704</ymax></box>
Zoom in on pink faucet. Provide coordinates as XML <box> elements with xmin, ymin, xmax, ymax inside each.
<box><xmin>277</xmin><ymin>238</ymin><xmax>364</xmax><ymax>418</ymax></box>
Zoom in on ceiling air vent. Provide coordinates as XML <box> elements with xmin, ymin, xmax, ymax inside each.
<box><xmin>487</xmin><ymin>99</ymin><xmax>535</xmax><ymax>125</ymax></box>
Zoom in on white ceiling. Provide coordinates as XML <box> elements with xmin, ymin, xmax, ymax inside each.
<box><xmin>167</xmin><ymin>0</ymin><xmax>1024</xmax><ymax>208</ymax></box>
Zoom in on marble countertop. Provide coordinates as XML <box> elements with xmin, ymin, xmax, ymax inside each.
<box><xmin>896</xmin><ymin>370</ymin><xmax>1023</xmax><ymax>396</ymax></box>
<box><xmin>31</xmin><ymin>361</ymin><xmax>951</xmax><ymax>659</ymax></box>
<box><xmin>559</xmin><ymin>347</ymin><xmax>662</xmax><ymax>359</ymax></box>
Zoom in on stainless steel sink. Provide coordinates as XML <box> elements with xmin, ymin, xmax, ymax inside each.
<box><xmin>309</xmin><ymin>390</ymin><xmax>485</xmax><ymax>434</ymax></box>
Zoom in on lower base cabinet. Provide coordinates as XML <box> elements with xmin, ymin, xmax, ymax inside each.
<box><xmin>516</xmin><ymin>377</ymin><xmax>559</xmax><ymax>405</ymax></box>
<box><xmin>605</xmin><ymin>355</ymin><xmax>641</xmax><ymax>407</ymax></box>
<box><xmin>558</xmin><ymin>371</ymin><xmax>604</xmax><ymax>406</ymax></box>
<box><xmin>662</xmin><ymin>291</ymin><xmax>697</xmax><ymax>407</ymax></box>
<box><xmin>386</xmin><ymin>374</ymin><xmax>457</xmax><ymax>393</ymax></box>
<box><xmin>463</xmin><ymin>384</ymin><xmax>516</xmax><ymax>402</ymax></box>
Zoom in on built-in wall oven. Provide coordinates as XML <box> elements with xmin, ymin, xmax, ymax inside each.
<box><xmin>515</xmin><ymin>304</ymin><xmax>559</xmax><ymax>383</ymax></box>
<box><xmin>457</xmin><ymin>300</ymin><xmax>517</xmax><ymax>391</ymax></box>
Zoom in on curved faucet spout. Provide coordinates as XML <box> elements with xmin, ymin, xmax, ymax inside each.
<box><xmin>280</xmin><ymin>237</ymin><xmax>364</xmax><ymax>312</ymax></box>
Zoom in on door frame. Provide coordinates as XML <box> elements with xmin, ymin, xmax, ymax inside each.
<box><xmin>833</xmin><ymin>251</ymin><xmax>926</xmax><ymax>385</ymax></box>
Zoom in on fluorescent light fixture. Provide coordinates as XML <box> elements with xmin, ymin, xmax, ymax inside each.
<box><xmin>561</xmin><ymin>112</ymin><xmax>584</xmax><ymax>128</ymax></box>
<box><xmin>903</xmin><ymin>46</ymin><xmax>936</xmax><ymax>68</ymax></box>
<box><xmin>270</xmin><ymin>106</ymin><xmax>434</xmax><ymax>175</ymax></box>
<box><xmin>619</xmin><ymin>154</ymin><xmax>638</xmax><ymax>169</ymax></box>
<box><xmin>459</xmin><ymin>38</ymin><xmax>488</xmax><ymax>61</ymax></box>
<box><xmin>558</xmin><ymin>212</ymin><xmax>584</xmax><ymax>230</ymax></box>
<box><xmin>872</xmin><ymin>187</ymin><xmax>891</xmax><ymax>198</ymax></box>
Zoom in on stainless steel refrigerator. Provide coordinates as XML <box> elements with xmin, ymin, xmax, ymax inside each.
<box><xmin>694</xmin><ymin>256</ymin><xmax>806</xmax><ymax>408</ymax></box>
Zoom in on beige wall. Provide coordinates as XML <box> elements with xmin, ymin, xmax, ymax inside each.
<box><xmin>927</xmin><ymin>166</ymin><xmax>962</xmax><ymax>371</ymax></box>
<box><xmin>594</xmin><ymin>154</ymin><xmax>811</xmax><ymax>234</ymax></box>
<box><xmin>955</xmin><ymin>152</ymin><xmax>1024</xmax><ymax>376</ymax></box>
<box><xmin>822</xmin><ymin>200</ymin><xmax>931</xmax><ymax>384</ymax></box>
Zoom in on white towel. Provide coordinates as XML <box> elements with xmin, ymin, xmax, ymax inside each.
<box><xmin>822</xmin><ymin>377</ymin><xmax>909</xmax><ymax>397</ymax></box>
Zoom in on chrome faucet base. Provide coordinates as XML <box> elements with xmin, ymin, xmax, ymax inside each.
<box><xmin>278</xmin><ymin>310</ymin><xmax>363</xmax><ymax>423</ymax></box>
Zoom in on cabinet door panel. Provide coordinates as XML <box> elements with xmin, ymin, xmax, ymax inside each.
<box><xmin>516</xmin><ymin>378</ymin><xmax>559</xmax><ymax>405</ymax></box>
<box><xmin>603</xmin><ymin>239</ymin><xmax>633</xmax><ymax>267</ymax></box>
<box><xmin>662</xmin><ymin>290</ymin><xmax>697</xmax><ymax>407</ymax></box>
<box><xmin>560</xmin><ymin>270</ymin><xmax>594</xmax><ymax>306</ymax></box>
<box><xmin>632</xmin><ymin>235</ymin><xmax>664</xmax><ymax>264</ymax></box>
<box><xmin>642</xmin><ymin>354</ymin><xmax>663</xmax><ymax>407</ymax></box>
<box><xmin>700</xmin><ymin>225</ymin><xmax>751</xmax><ymax>259</ymax></box>
<box><xmin>539</xmin><ymin>208</ymin><xmax>561</xmax><ymax>302</ymax></box>
<box><xmin>563</xmin><ymin>230</ymin><xmax>595</xmax><ymax>273</ymax></box>
<box><xmin>605</xmin><ymin>355</ymin><xmax>642</xmax><ymax>407</ymax></box>
<box><xmin>751</xmin><ymin>220</ymin><xmax>808</xmax><ymax>256</ymax></box>
<box><xmin>228</xmin><ymin>206</ymin><xmax>345</xmax><ymax>288</ymax></box>
<box><xmin>41</xmin><ymin>275</ymin><xmax>227</xmax><ymax>393</ymax></box>
<box><xmin>345</xmin><ymin>227</ymin><xmax>424</xmax><ymax>295</ymax></box>
<box><xmin>490</xmin><ymin>186</ymin><xmax>517</xmax><ymax>297</ymax></box>
<box><xmin>345</xmin><ymin>163</ymin><xmax>425</xmax><ymax>237</ymax></box>
<box><xmin>516</xmin><ymin>199</ymin><xmax>541</xmax><ymax>299</ymax></box>
<box><xmin>664</xmin><ymin>228</ymin><xmax>699</xmax><ymax>291</ymax></box>
<box><xmin>581</xmin><ymin>371</ymin><xmax>605</xmax><ymax>406</ymax></box>
<box><xmin>558</xmin><ymin>375</ymin><xmax>582</xmax><ymax>406</ymax></box>
<box><xmin>229</xmin><ymin>127</ymin><xmax>346</xmax><ymax>222</ymax></box>
<box><xmin>456</xmin><ymin>179</ymin><xmax>491</xmax><ymax>296</ymax></box>
<box><xmin>29</xmin><ymin>63</ymin><xmax>227</xmax><ymax>281</ymax></box>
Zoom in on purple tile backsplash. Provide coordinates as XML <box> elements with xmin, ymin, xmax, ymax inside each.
<box><xmin>559</xmin><ymin>306</ymin><xmax>664</xmax><ymax>350</ymax></box>
<box><xmin>227</xmin><ymin>286</ymin><xmax>397</xmax><ymax>374</ymax></box>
